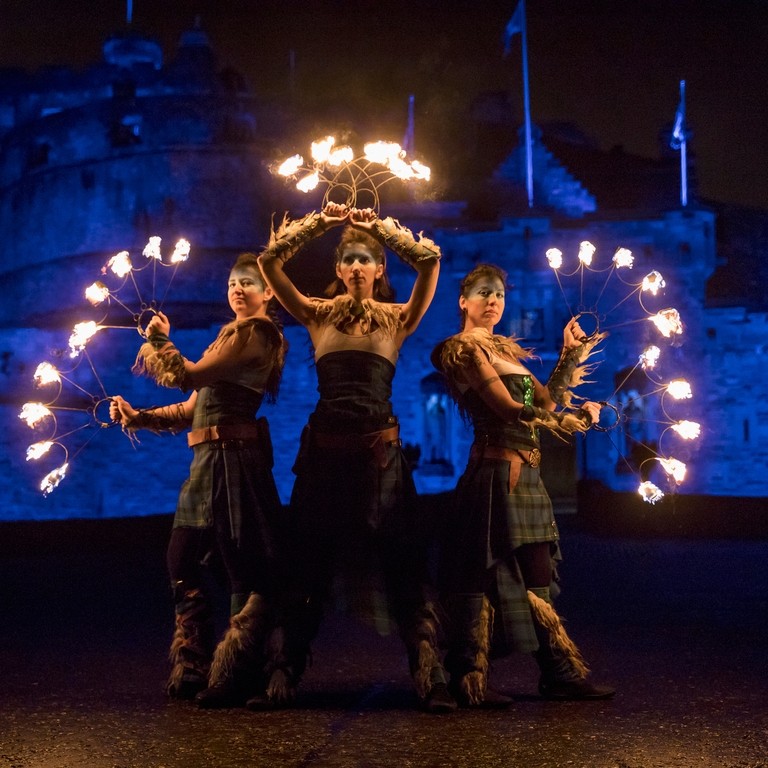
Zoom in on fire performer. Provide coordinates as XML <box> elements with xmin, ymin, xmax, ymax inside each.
<box><xmin>431</xmin><ymin>263</ymin><xmax>614</xmax><ymax>706</ymax></box>
<box><xmin>110</xmin><ymin>253</ymin><xmax>286</xmax><ymax>706</ymax></box>
<box><xmin>257</xmin><ymin>203</ymin><xmax>455</xmax><ymax>712</ymax></box>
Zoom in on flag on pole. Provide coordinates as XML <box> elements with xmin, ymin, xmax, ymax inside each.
<box><xmin>670</xmin><ymin>79</ymin><xmax>686</xmax><ymax>149</ymax></box>
<box><xmin>503</xmin><ymin>0</ymin><xmax>524</xmax><ymax>57</ymax></box>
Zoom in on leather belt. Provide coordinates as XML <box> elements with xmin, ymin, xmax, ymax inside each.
<box><xmin>469</xmin><ymin>444</ymin><xmax>542</xmax><ymax>495</ymax></box>
<box><xmin>187</xmin><ymin>423</ymin><xmax>263</xmax><ymax>447</ymax></box>
<box><xmin>312</xmin><ymin>425</ymin><xmax>400</xmax><ymax>451</ymax></box>
<box><xmin>470</xmin><ymin>445</ymin><xmax>541</xmax><ymax>468</ymax></box>
<box><xmin>311</xmin><ymin>425</ymin><xmax>401</xmax><ymax>468</ymax></box>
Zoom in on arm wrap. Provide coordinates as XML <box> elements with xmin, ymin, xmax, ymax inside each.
<box><xmin>126</xmin><ymin>403</ymin><xmax>191</xmax><ymax>435</ymax></box>
<box><xmin>546</xmin><ymin>332</ymin><xmax>607</xmax><ymax>408</ymax></box>
<box><xmin>370</xmin><ymin>216</ymin><xmax>441</xmax><ymax>267</ymax></box>
<box><xmin>132</xmin><ymin>338</ymin><xmax>190</xmax><ymax>391</ymax></box>
<box><xmin>519</xmin><ymin>404</ymin><xmax>591</xmax><ymax>439</ymax></box>
<box><xmin>262</xmin><ymin>211</ymin><xmax>325</xmax><ymax>265</ymax></box>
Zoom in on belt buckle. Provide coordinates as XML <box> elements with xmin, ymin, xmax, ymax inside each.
<box><xmin>529</xmin><ymin>448</ymin><xmax>541</xmax><ymax>468</ymax></box>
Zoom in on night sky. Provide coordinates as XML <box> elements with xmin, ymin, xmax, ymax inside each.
<box><xmin>1</xmin><ymin>0</ymin><xmax>767</xmax><ymax>209</ymax></box>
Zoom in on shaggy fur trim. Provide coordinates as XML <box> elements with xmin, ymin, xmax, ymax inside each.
<box><xmin>312</xmin><ymin>294</ymin><xmax>402</xmax><ymax>338</ymax></box>
<box><xmin>371</xmin><ymin>216</ymin><xmax>442</xmax><ymax>264</ymax></box>
<box><xmin>547</xmin><ymin>332</ymin><xmax>607</xmax><ymax>409</ymax></box>
<box><xmin>432</xmin><ymin>328</ymin><xmax>535</xmax><ymax>414</ymax></box>
<box><xmin>205</xmin><ymin>317</ymin><xmax>286</xmax><ymax>401</ymax></box>
<box><xmin>132</xmin><ymin>341</ymin><xmax>189</xmax><ymax>390</ymax></box>
<box><xmin>527</xmin><ymin>589</ymin><xmax>589</xmax><ymax>679</ymax></box>
<box><xmin>208</xmin><ymin>593</ymin><xmax>270</xmax><ymax>687</ymax></box>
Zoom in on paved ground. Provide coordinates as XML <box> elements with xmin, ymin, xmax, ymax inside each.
<box><xmin>1</xmin><ymin>512</ymin><xmax>767</xmax><ymax>768</ymax></box>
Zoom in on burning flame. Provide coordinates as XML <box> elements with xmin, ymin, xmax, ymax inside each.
<box><xmin>642</xmin><ymin>271</ymin><xmax>666</xmax><ymax>295</ymax></box>
<box><xmin>33</xmin><ymin>362</ymin><xmax>61</xmax><ymax>387</ymax></box>
<box><xmin>26</xmin><ymin>441</ymin><xmax>54</xmax><ymax>461</ymax></box>
<box><xmin>638</xmin><ymin>481</ymin><xmax>665</xmax><ymax>504</ymax></box>
<box><xmin>364</xmin><ymin>141</ymin><xmax>402</xmax><ymax>165</ymax></box>
<box><xmin>649</xmin><ymin>308</ymin><xmax>683</xmax><ymax>338</ymax></box>
<box><xmin>671</xmin><ymin>420</ymin><xmax>701</xmax><ymax>440</ymax></box>
<box><xmin>666</xmin><ymin>379</ymin><xmax>692</xmax><ymax>400</ymax></box>
<box><xmin>613</xmin><ymin>247</ymin><xmax>634</xmax><ymax>268</ymax></box>
<box><xmin>68</xmin><ymin>321</ymin><xmax>101</xmax><ymax>358</ymax></box>
<box><xmin>410</xmin><ymin>160</ymin><xmax>431</xmax><ymax>181</ymax></box>
<box><xmin>578</xmin><ymin>241</ymin><xmax>596</xmax><ymax>266</ymax></box>
<box><xmin>85</xmin><ymin>281</ymin><xmax>110</xmax><ymax>306</ymax></box>
<box><xmin>296</xmin><ymin>172</ymin><xmax>320</xmax><ymax>193</ymax></box>
<box><xmin>40</xmin><ymin>463</ymin><xmax>68</xmax><ymax>495</ymax></box>
<box><xmin>19</xmin><ymin>402</ymin><xmax>53</xmax><ymax>428</ymax></box>
<box><xmin>311</xmin><ymin>136</ymin><xmax>336</xmax><ymax>164</ymax></box>
<box><xmin>278</xmin><ymin>154</ymin><xmax>303</xmax><ymax>176</ymax></box>
<box><xmin>545</xmin><ymin>248</ymin><xmax>563</xmax><ymax>270</ymax></box>
<box><xmin>639</xmin><ymin>345</ymin><xmax>661</xmax><ymax>370</ymax></box>
<box><xmin>328</xmin><ymin>146</ymin><xmax>353</xmax><ymax>167</ymax></box>
<box><xmin>143</xmin><ymin>236</ymin><xmax>162</xmax><ymax>261</ymax></box>
<box><xmin>106</xmin><ymin>251</ymin><xmax>132</xmax><ymax>277</ymax></box>
<box><xmin>658</xmin><ymin>457</ymin><xmax>687</xmax><ymax>484</ymax></box>
<box><xmin>171</xmin><ymin>239</ymin><xmax>191</xmax><ymax>264</ymax></box>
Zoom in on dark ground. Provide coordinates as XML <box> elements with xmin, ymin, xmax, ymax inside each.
<box><xmin>1</xmin><ymin>510</ymin><xmax>766</xmax><ymax>768</ymax></box>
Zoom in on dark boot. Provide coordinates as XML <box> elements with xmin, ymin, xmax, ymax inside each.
<box><xmin>400</xmin><ymin>602</ymin><xmax>457</xmax><ymax>713</ymax></box>
<box><xmin>528</xmin><ymin>588</ymin><xmax>615</xmax><ymax>701</ymax></box>
<box><xmin>166</xmin><ymin>584</ymin><xmax>215</xmax><ymax>700</ymax></box>
<box><xmin>247</xmin><ymin>596</ymin><xmax>317</xmax><ymax>710</ymax></box>
<box><xmin>195</xmin><ymin>592</ymin><xmax>270</xmax><ymax>709</ymax></box>
<box><xmin>444</xmin><ymin>593</ymin><xmax>512</xmax><ymax>709</ymax></box>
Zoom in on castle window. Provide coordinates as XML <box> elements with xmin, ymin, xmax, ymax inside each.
<box><xmin>614</xmin><ymin>367</ymin><xmax>657</xmax><ymax>477</ymax></box>
<box><xmin>418</xmin><ymin>372</ymin><xmax>454</xmax><ymax>477</ymax></box>
<box><xmin>508</xmin><ymin>306</ymin><xmax>544</xmax><ymax>342</ymax></box>
<box><xmin>110</xmin><ymin>114</ymin><xmax>142</xmax><ymax>147</ymax></box>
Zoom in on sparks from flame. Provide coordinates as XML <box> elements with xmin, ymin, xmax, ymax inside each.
<box><xmin>68</xmin><ymin>321</ymin><xmax>101</xmax><ymax>358</ymax></box>
<box><xmin>613</xmin><ymin>247</ymin><xmax>634</xmax><ymax>268</ymax></box>
<box><xmin>143</xmin><ymin>236</ymin><xmax>162</xmax><ymax>260</ymax></box>
<box><xmin>19</xmin><ymin>402</ymin><xmax>53</xmax><ymax>428</ymax></box>
<box><xmin>638</xmin><ymin>481</ymin><xmax>665</xmax><ymax>504</ymax></box>
<box><xmin>40</xmin><ymin>462</ymin><xmax>68</xmax><ymax>495</ymax></box>
<box><xmin>546</xmin><ymin>248</ymin><xmax>563</xmax><ymax>269</ymax></box>
<box><xmin>85</xmin><ymin>281</ymin><xmax>110</xmax><ymax>306</ymax></box>
<box><xmin>642</xmin><ymin>270</ymin><xmax>666</xmax><ymax>295</ymax></box>
<box><xmin>666</xmin><ymin>379</ymin><xmax>693</xmax><ymax>400</ymax></box>
<box><xmin>26</xmin><ymin>441</ymin><xmax>54</xmax><ymax>461</ymax></box>
<box><xmin>658</xmin><ymin>457</ymin><xmax>687</xmax><ymax>484</ymax></box>
<box><xmin>106</xmin><ymin>251</ymin><xmax>132</xmax><ymax>277</ymax></box>
<box><xmin>639</xmin><ymin>345</ymin><xmax>661</xmax><ymax>370</ymax></box>
<box><xmin>578</xmin><ymin>241</ymin><xmax>596</xmax><ymax>266</ymax></box>
<box><xmin>649</xmin><ymin>308</ymin><xmax>683</xmax><ymax>337</ymax></box>
<box><xmin>671</xmin><ymin>420</ymin><xmax>701</xmax><ymax>439</ymax></box>
<box><xmin>34</xmin><ymin>362</ymin><xmax>61</xmax><ymax>386</ymax></box>
<box><xmin>170</xmin><ymin>239</ymin><xmax>190</xmax><ymax>263</ymax></box>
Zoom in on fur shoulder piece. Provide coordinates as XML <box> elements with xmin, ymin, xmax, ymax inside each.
<box><xmin>311</xmin><ymin>295</ymin><xmax>402</xmax><ymax>338</ymax></box>
<box><xmin>433</xmin><ymin>328</ymin><xmax>533</xmax><ymax>375</ymax></box>
<box><xmin>207</xmin><ymin>316</ymin><xmax>286</xmax><ymax>401</ymax></box>
<box><xmin>207</xmin><ymin>316</ymin><xmax>283</xmax><ymax>355</ymax></box>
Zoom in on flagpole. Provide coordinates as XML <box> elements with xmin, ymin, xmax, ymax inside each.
<box><xmin>679</xmin><ymin>80</ymin><xmax>687</xmax><ymax>207</ymax></box>
<box><xmin>520</xmin><ymin>0</ymin><xmax>534</xmax><ymax>208</ymax></box>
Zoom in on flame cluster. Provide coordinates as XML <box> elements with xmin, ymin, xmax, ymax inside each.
<box><xmin>543</xmin><ymin>240</ymin><xmax>700</xmax><ymax>505</ymax></box>
<box><xmin>276</xmin><ymin>135</ymin><xmax>431</xmax><ymax>207</ymax></box>
<box><xmin>20</xmin><ymin>236</ymin><xmax>192</xmax><ymax>495</ymax></box>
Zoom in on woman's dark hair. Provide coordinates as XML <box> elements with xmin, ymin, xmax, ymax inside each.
<box><xmin>458</xmin><ymin>263</ymin><xmax>510</xmax><ymax>330</ymax></box>
<box><xmin>323</xmin><ymin>225</ymin><xmax>395</xmax><ymax>301</ymax></box>
<box><xmin>231</xmin><ymin>252</ymin><xmax>281</xmax><ymax>326</ymax></box>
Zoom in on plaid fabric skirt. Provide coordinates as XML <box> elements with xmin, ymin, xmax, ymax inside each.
<box><xmin>287</xmin><ymin>438</ymin><xmax>435</xmax><ymax>635</ymax></box>
<box><xmin>443</xmin><ymin>456</ymin><xmax>561</xmax><ymax>654</ymax></box>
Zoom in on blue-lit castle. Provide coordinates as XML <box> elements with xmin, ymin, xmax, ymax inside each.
<box><xmin>1</xmin><ymin>23</ymin><xmax>765</xmax><ymax>523</ymax></box>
